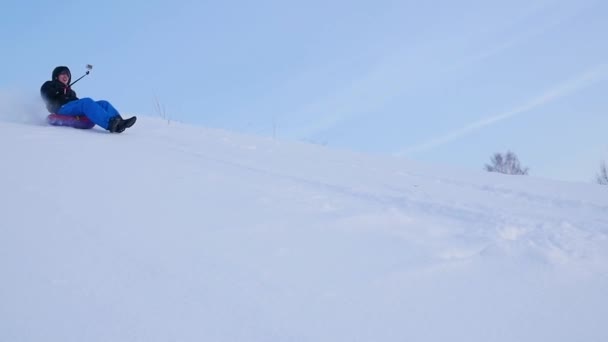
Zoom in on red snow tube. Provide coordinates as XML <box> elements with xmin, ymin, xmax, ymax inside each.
<box><xmin>47</xmin><ymin>114</ymin><xmax>95</xmax><ymax>129</ymax></box>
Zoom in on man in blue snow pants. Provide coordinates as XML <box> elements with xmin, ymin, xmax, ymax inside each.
<box><xmin>40</xmin><ymin>66</ymin><xmax>136</xmax><ymax>133</ymax></box>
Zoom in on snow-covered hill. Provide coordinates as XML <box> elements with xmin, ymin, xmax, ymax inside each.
<box><xmin>1</xmin><ymin>117</ymin><xmax>607</xmax><ymax>342</ymax></box>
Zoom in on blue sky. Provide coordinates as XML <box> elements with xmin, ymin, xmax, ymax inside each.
<box><xmin>2</xmin><ymin>0</ymin><xmax>607</xmax><ymax>183</ymax></box>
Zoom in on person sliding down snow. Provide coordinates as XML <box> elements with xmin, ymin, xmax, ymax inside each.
<box><xmin>40</xmin><ymin>66</ymin><xmax>136</xmax><ymax>133</ymax></box>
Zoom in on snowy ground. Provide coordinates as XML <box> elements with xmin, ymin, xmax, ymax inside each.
<box><xmin>1</xmin><ymin>116</ymin><xmax>607</xmax><ymax>342</ymax></box>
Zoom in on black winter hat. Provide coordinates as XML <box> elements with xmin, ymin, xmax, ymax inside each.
<box><xmin>52</xmin><ymin>66</ymin><xmax>71</xmax><ymax>81</ymax></box>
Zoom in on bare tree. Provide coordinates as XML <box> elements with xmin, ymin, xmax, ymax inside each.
<box><xmin>485</xmin><ymin>151</ymin><xmax>529</xmax><ymax>175</ymax></box>
<box><xmin>596</xmin><ymin>161</ymin><xmax>608</xmax><ymax>185</ymax></box>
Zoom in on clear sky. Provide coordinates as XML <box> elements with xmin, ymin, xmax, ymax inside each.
<box><xmin>2</xmin><ymin>0</ymin><xmax>607</xmax><ymax>183</ymax></box>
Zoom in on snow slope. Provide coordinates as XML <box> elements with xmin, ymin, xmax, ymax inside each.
<box><xmin>1</xmin><ymin>117</ymin><xmax>607</xmax><ymax>342</ymax></box>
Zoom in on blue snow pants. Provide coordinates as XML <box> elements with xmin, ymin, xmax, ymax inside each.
<box><xmin>57</xmin><ymin>98</ymin><xmax>120</xmax><ymax>130</ymax></box>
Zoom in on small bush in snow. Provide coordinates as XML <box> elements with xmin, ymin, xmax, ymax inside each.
<box><xmin>596</xmin><ymin>161</ymin><xmax>608</xmax><ymax>185</ymax></box>
<box><xmin>154</xmin><ymin>95</ymin><xmax>170</xmax><ymax>124</ymax></box>
<box><xmin>485</xmin><ymin>151</ymin><xmax>529</xmax><ymax>175</ymax></box>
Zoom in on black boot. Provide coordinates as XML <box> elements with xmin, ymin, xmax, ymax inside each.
<box><xmin>116</xmin><ymin>116</ymin><xmax>137</xmax><ymax>133</ymax></box>
<box><xmin>108</xmin><ymin>116</ymin><xmax>137</xmax><ymax>133</ymax></box>
<box><xmin>108</xmin><ymin>116</ymin><xmax>122</xmax><ymax>133</ymax></box>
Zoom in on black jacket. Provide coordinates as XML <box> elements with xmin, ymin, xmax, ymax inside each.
<box><xmin>40</xmin><ymin>66</ymin><xmax>78</xmax><ymax>113</ymax></box>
